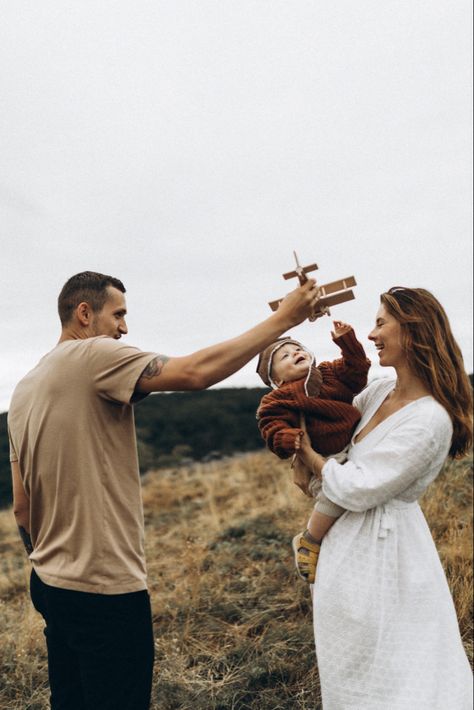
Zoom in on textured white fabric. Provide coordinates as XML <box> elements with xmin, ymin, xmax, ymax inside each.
<box><xmin>314</xmin><ymin>377</ymin><xmax>473</xmax><ymax>709</ymax></box>
<box><xmin>312</xmin><ymin>445</ymin><xmax>349</xmax><ymax>517</ymax></box>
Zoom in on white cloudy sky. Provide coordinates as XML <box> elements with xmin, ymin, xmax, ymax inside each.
<box><xmin>1</xmin><ymin>1</ymin><xmax>472</xmax><ymax>412</ymax></box>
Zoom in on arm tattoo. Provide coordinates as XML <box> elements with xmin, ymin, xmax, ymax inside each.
<box><xmin>140</xmin><ymin>355</ymin><xmax>170</xmax><ymax>380</ymax></box>
<box><xmin>18</xmin><ymin>526</ymin><xmax>33</xmax><ymax>555</ymax></box>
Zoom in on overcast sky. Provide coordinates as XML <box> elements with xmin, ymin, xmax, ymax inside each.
<box><xmin>1</xmin><ymin>1</ymin><xmax>472</xmax><ymax>413</ymax></box>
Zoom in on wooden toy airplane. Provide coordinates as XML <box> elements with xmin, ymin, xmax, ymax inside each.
<box><xmin>268</xmin><ymin>251</ymin><xmax>357</xmax><ymax>322</ymax></box>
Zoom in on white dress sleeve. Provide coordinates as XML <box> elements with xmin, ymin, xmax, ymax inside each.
<box><xmin>321</xmin><ymin>403</ymin><xmax>452</xmax><ymax>512</ymax></box>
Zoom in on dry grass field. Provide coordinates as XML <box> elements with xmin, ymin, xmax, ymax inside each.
<box><xmin>0</xmin><ymin>450</ymin><xmax>472</xmax><ymax>710</ymax></box>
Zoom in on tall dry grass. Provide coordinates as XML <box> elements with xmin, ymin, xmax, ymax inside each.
<box><xmin>0</xmin><ymin>450</ymin><xmax>472</xmax><ymax>710</ymax></box>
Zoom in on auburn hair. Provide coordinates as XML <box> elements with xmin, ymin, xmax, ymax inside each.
<box><xmin>380</xmin><ymin>287</ymin><xmax>472</xmax><ymax>458</ymax></box>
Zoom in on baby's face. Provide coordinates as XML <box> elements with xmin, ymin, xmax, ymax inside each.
<box><xmin>271</xmin><ymin>343</ymin><xmax>312</xmax><ymax>386</ymax></box>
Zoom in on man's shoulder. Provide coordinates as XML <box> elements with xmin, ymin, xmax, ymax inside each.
<box><xmin>10</xmin><ymin>337</ymin><xmax>144</xmax><ymax>394</ymax></box>
<box><xmin>86</xmin><ymin>336</ymin><xmax>148</xmax><ymax>357</ymax></box>
<box><xmin>56</xmin><ymin>336</ymin><xmax>149</xmax><ymax>367</ymax></box>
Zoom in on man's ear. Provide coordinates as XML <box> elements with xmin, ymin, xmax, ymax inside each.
<box><xmin>76</xmin><ymin>302</ymin><xmax>92</xmax><ymax>327</ymax></box>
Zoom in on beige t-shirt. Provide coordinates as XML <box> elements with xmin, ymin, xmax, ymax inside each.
<box><xmin>8</xmin><ymin>336</ymin><xmax>157</xmax><ymax>594</ymax></box>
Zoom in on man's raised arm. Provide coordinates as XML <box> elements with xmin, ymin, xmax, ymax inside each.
<box><xmin>135</xmin><ymin>279</ymin><xmax>319</xmax><ymax>393</ymax></box>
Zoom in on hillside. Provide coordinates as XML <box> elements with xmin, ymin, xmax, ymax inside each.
<box><xmin>2</xmin><ymin>379</ymin><xmax>472</xmax><ymax>509</ymax></box>
<box><xmin>134</xmin><ymin>387</ymin><xmax>269</xmax><ymax>470</ymax></box>
<box><xmin>0</xmin><ymin>388</ymin><xmax>269</xmax><ymax>509</ymax></box>
<box><xmin>0</xmin><ymin>449</ymin><xmax>472</xmax><ymax>709</ymax></box>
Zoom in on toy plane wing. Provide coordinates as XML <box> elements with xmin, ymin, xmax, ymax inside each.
<box><xmin>268</xmin><ymin>277</ymin><xmax>356</xmax><ymax>313</ymax></box>
<box><xmin>268</xmin><ymin>252</ymin><xmax>357</xmax><ymax>321</ymax></box>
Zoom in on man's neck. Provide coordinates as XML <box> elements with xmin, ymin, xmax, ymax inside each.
<box><xmin>58</xmin><ymin>325</ymin><xmax>94</xmax><ymax>343</ymax></box>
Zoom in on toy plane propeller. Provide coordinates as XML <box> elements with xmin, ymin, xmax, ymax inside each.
<box><xmin>269</xmin><ymin>251</ymin><xmax>357</xmax><ymax>322</ymax></box>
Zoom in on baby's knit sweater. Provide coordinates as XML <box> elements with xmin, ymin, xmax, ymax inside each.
<box><xmin>257</xmin><ymin>329</ymin><xmax>371</xmax><ymax>458</ymax></box>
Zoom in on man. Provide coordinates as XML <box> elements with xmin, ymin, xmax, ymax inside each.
<box><xmin>8</xmin><ymin>270</ymin><xmax>318</xmax><ymax>710</ymax></box>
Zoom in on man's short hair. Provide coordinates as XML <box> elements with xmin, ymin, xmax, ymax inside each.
<box><xmin>58</xmin><ymin>271</ymin><xmax>126</xmax><ymax>325</ymax></box>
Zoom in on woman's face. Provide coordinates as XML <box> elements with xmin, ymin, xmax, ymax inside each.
<box><xmin>368</xmin><ymin>304</ymin><xmax>407</xmax><ymax>368</ymax></box>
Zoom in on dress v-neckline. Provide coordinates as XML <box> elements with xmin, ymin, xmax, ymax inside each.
<box><xmin>353</xmin><ymin>383</ymin><xmax>432</xmax><ymax>446</ymax></box>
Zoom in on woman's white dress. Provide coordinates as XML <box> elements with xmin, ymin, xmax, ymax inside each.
<box><xmin>314</xmin><ymin>377</ymin><xmax>472</xmax><ymax>710</ymax></box>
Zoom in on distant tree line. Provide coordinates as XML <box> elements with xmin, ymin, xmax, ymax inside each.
<box><xmin>134</xmin><ymin>388</ymin><xmax>269</xmax><ymax>471</ymax></box>
<box><xmin>1</xmin><ymin>376</ymin><xmax>472</xmax><ymax>510</ymax></box>
<box><xmin>0</xmin><ymin>388</ymin><xmax>270</xmax><ymax>510</ymax></box>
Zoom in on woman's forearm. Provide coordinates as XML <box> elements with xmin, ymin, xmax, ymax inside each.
<box><xmin>308</xmin><ymin>450</ymin><xmax>326</xmax><ymax>477</ymax></box>
<box><xmin>295</xmin><ymin>433</ymin><xmax>326</xmax><ymax>477</ymax></box>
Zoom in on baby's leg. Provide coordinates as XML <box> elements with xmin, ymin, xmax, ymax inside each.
<box><xmin>292</xmin><ymin>495</ymin><xmax>345</xmax><ymax>583</ymax></box>
<box><xmin>307</xmin><ymin>511</ymin><xmax>338</xmax><ymax>544</ymax></box>
<box><xmin>307</xmin><ymin>494</ymin><xmax>346</xmax><ymax>543</ymax></box>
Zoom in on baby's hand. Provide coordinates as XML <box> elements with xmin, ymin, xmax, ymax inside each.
<box><xmin>332</xmin><ymin>320</ymin><xmax>352</xmax><ymax>338</ymax></box>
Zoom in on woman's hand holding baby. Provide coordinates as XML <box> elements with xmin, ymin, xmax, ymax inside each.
<box><xmin>291</xmin><ymin>441</ymin><xmax>313</xmax><ymax>497</ymax></box>
<box><xmin>295</xmin><ymin>430</ymin><xmax>326</xmax><ymax>478</ymax></box>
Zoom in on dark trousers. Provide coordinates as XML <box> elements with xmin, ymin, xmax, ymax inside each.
<box><xmin>30</xmin><ymin>568</ymin><xmax>154</xmax><ymax>710</ymax></box>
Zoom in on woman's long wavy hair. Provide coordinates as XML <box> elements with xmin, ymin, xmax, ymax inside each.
<box><xmin>381</xmin><ymin>287</ymin><xmax>473</xmax><ymax>458</ymax></box>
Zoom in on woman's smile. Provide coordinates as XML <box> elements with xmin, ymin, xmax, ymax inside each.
<box><xmin>368</xmin><ymin>305</ymin><xmax>405</xmax><ymax>368</ymax></box>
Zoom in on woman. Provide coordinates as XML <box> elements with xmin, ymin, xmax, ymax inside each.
<box><xmin>295</xmin><ymin>287</ymin><xmax>473</xmax><ymax>710</ymax></box>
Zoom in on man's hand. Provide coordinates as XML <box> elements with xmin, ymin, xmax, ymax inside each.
<box><xmin>277</xmin><ymin>279</ymin><xmax>320</xmax><ymax>329</ymax></box>
<box><xmin>135</xmin><ymin>278</ymin><xmax>321</xmax><ymax>395</ymax></box>
<box><xmin>332</xmin><ymin>320</ymin><xmax>352</xmax><ymax>338</ymax></box>
<box><xmin>18</xmin><ymin>526</ymin><xmax>33</xmax><ymax>555</ymax></box>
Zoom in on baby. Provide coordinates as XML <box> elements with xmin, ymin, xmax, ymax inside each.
<box><xmin>256</xmin><ymin>321</ymin><xmax>370</xmax><ymax>583</ymax></box>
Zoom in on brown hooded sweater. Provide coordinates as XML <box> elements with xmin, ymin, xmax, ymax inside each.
<box><xmin>256</xmin><ymin>329</ymin><xmax>371</xmax><ymax>458</ymax></box>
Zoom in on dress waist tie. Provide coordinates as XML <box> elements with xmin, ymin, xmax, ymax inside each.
<box><xmin>378</xmin><ymin>499</ymin><xmax>419</xmax><ymax>539</ymax></box>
